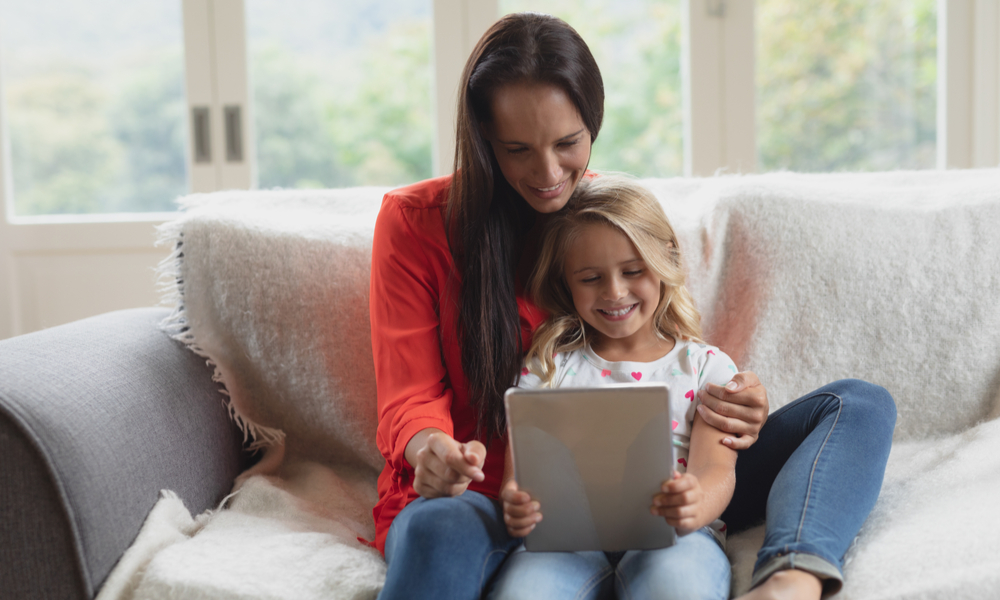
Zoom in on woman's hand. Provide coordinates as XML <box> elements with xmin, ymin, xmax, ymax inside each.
<box><xmin>500</xmin><ymin>479</ymin><xmax>542</xmax><ymax>538</ymax></box>
<box><xmin>405</xmin><ymin>428</ymin><xmax>486</xmax><ymax>499</ymax></box>
<box><xmin>696</xmin><ymin>372</ymin><xmax>768</xmax><ymax>450</ymax></box>
<box><xmin>650</xmin><ymin>471</ymin><xmax>708</xmax><ymax>534</ymax></box>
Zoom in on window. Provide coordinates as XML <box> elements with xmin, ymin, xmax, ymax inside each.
<box><xmin>0</xmin><ymin>0</ymin><xmax>995</xmax><ymax>217</ymax></box>
<box><xmin>1</xmin><ymin>0</ymin><xmax>997</xmax><ymax>340</ymax></box>
<box><xmin>247</xmin><ymin>0</ymin><xmax>433</xmax><ymax>189</ymax></box>
<box><xmin>500</xmin><ymin>0</ymin><xmax>685</xmax><ymax>177</ymax></box>
<box><xmin>0</xmin><ymin>0</ymin><xmax>188</xmax><ymax>215</ymax></box>
<box><xmin>756</xmin><ymin>0</ymin><xmax>937</xmax><ymax>172</ymax></box>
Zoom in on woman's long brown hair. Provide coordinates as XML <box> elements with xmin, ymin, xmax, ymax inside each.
<box><xmin>447</xmin><ymin>13</ymin><xmax>604</xmax><ymax>440</ymax></box>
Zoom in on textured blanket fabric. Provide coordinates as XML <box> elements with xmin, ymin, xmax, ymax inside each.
<box><xmin>104</xmin><ymin>169</ymin><xmax>1000</xmax><ymax>599</ymax></box>
<box><xmin>157</xmin><ymin>187</ymin><xmax>388</xmax><ymax>470</ymax></box>
<box><xmin>643</xmin><ymin>169</ymin><xmax>1000</xmax><ymax>439</ymax></box>
<box><xmin>101</xmin><ymin>475</ymin><xmax>384</xmax><ymax>600</ymax></box>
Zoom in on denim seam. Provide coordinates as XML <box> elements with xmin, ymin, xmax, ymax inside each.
<box><xmin>478</xmin><ymin>548</ymin><xmax>510</xmax><ymax>591</ymax></box>
<box><xmin>614</xmin><ymin>561</ymin><xmax>632</xmax><ymax>600</ymax></box>
<box><xmin>795</xmin><ymin>393</ymin><xmax>843</xmax><ymax>545</ymax></box>
<box><xmin>574</xmin><ymin>563</ymin><xmax>613</xmax><ymax>600</ymax></box>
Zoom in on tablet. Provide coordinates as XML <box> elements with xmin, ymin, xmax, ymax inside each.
<box><xmin>504</xmin><ymin>383</ymin><xmax>677</xmax><ymax>553</ymax></box>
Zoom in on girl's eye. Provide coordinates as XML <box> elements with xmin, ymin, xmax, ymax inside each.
<box><xmin>624</xmin><ymin>270</ymin><xmax>642</xmax><ymax>276</ymax></box>
<box><xmin>558</xmin><ymin>139</ymin><xmax>579</xmax><ymax>149</ymax></box>
<box><xmin>581</xmin><ymin>275</ymin><xmax>599</xmax><ymax>283</ymax></box>
<box><xmin>506</xmin><ymin>147</ymin><xmax>528</xmax><ymax>155</ymax></box>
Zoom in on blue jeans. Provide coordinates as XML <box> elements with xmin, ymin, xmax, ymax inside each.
<box><xmin>379</xmin><ymin>379</ymin><xmax>895</xmax><ymax>599</ymax></box>
<box><xmin>379</xmin><ymin>491</ymin><xmax>520</xmax><ymax>600</ymax></box>
<box><xmin>488</xmin><ymin>529</ymin><xmax>730</xmax><ymax>600</ymax></box>
<box><xmin>721</xmin><ymin>379</ymin><xmax>896</xmax><ymax>594</ymax></box>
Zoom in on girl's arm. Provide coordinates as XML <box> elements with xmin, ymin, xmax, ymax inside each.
<box><xmin>500</xmin><ymin>438</ymin><xmax>542</xmax><ymax>537</ymax></box>
<box><xmin>650</xmin><ymin>411</ymin><xmax>738</xmax><ymax>533</ymax></box>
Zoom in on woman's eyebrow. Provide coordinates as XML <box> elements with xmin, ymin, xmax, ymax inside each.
<box><xmin>497</xmin><ymin>128</ymin><xmax>587</xmax><ymax>145</ymax></box>
<box><xmin>557</xmin><ymin>128</ymin><xmax>587</xmax><ymax>141</ymax></box>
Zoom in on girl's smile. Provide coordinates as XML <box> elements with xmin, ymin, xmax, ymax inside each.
<box><xmin>597</xmin><ymin>303</ymin><xmax>638</xmax><ymax>320</ymax></box>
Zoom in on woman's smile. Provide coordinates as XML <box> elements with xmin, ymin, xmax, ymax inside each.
<box><xmin>528</xmin><ymin>179</ymin><xmax>570</xmax><ymax>199</ymax></box>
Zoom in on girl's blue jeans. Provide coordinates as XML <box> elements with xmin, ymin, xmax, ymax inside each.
<box><xmin>377</xmin><ymin>379</ymin><xmax>896</xmax><ymax>600</ymax></box>
<box><xmin>488</xmin><ymin>530</ymin><xmax>730</xmax><ymax>600</ymax></box>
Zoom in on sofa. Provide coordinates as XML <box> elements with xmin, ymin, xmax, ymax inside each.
<box><xmin>2</xmin><ymin>168</ymin><xmax>999</xmax><ymax>599</ymax></box>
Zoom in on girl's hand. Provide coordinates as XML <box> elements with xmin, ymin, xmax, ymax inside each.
<box><xmin>696</xmin><ymin>372</ymin><xmax>768</xmax><ymax>450</ymax></box>
<box><xmin>500</xmin><ymin>479</ymin><xmax>542</xmax><ymax>538</ymax></box>
<box><xmin>406</xmin><ymin>428</ymin><xmax>486</xmax><ymax>499</ymax></box>
<box><xmin>651</xmin><ymin>471</ymin><xmax>706</xmax><ymax>534</ymax></box>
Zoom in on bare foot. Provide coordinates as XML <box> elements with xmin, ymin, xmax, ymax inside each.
<box><xmin>734</xmin><ymin>569</ymin><xmax>823</xmax><ymax>600</ymax></box>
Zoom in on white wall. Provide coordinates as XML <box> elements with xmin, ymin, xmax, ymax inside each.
<box><xmin>0</xmin><ymin>219</ymin><xmax>169</xmax><ymax>339</ymax></box>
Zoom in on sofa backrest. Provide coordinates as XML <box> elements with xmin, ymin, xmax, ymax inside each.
<box><xmin>646</xmin><ymin>169</ymin><xmax>1000</xmax><ymax>441</ymax></box>
<box><xmin>160</xmin><ymin>169</ymin><xmax>1000</xmax><ymax>468</ymax></box>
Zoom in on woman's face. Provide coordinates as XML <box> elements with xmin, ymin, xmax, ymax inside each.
<box><xmin>485</xmin><ymin>82</ymin><xmax>592</xmax><ymax>214</ymax></box>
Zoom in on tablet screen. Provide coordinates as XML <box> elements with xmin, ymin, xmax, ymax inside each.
<box><xmin>505</xmin><ymin>383</ymin><xmax>677</xmax><ymax>552</ymax></box>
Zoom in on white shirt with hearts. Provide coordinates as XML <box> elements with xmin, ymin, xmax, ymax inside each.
<box><xmin>517</xmin><ymin>336</ymin><xmax>738</xmax><ymax>543</ymax></box>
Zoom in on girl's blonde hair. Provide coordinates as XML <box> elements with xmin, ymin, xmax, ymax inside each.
<box><xmin>525</xmin><ymin>175</ymin><xmax>703</xmax><ymax>386</ymax></box>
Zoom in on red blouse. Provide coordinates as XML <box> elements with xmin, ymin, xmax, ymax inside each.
<box><xmin>369</xmin><ymin>175</ymin><xmax>546</xmax><ymax>553</ymax></box>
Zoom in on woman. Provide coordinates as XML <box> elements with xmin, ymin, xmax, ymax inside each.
<box><xmin>369</xmin><ymin>12</ymin><xmax>895</xmax><ymax>600</ymax></box>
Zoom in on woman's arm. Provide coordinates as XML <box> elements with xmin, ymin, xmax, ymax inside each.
<box><xmin>371</xmin><ymin>191</ymin><xmax>481</xmax><ymax>498</ymax></box>
<box><xmin>697</xmin><ymin>371</ymin><xmax>769</xmax><ymax>450</ymax></box>
<box><xmin>650</xmin><ymin>412</ymin><xmax>738</xmax><ymax>533</ymax></box>
<box><xmin>405</xmin><ymin>428</ymin><xmax>486</xmax><ymax>498</ymax></box>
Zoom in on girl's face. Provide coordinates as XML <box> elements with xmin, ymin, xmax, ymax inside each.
<box><xmin>485</xmin><ymin>81</ymin><xmax>592</xmax><ymax>214</ymax></box>
<box><xmin>563</xmin><ymin>222</ymin><xmax>665</xmax><ymax>357</ymax></box>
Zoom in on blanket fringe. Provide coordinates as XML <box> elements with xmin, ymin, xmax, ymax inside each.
<box><xmin>155</xmin><ymin>217</ymin><xmax>285</xmax><ymax>450</ymax></box>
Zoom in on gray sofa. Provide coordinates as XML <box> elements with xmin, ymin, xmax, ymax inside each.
<box><xmin>4</xmin><ymin>168</ymin><xmax>1000</xmax><ymax>599</ymax></box>
<box><xmin>0</xmin><ymin>308</ymin><xmax>247</xmax><ymax>599</ymax></box>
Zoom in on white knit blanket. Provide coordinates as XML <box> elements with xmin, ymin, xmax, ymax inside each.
<box><xmin>100</xmin><ymin>169</ymin><xmax>1000</xmax><ymax>599</ymax></box>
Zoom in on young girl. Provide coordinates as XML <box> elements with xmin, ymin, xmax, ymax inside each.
<box><xmin>490</xmin><ymin>175</ymin><xmax>738</xmax><ymax>600</ymax></box>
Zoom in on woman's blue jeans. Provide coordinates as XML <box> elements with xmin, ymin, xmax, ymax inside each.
<box><xmin>379</xmin><ymin>491</ymin><xmax>520</xmax><ymax>600</ymax></box>
<box><xmin>378</xmin><ymin>379</ymin><xmax>896</xmax><ymax>599</ymax></box>
<box><xmin>722</xmin><ymin>379</ymin><xmax>896</xmax><ymax>594</ymax></box>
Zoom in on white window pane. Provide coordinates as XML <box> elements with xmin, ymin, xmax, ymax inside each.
<box><xmin>500</xmin><ymin>1</ymin><xmax>683</xmax><ymax>177</ymax></box>
<box><xmin>0</xmin><ymin>0</ymin><xmax>187</xmax><ymax>215</ymax></box>
<box><xmin>757</xmin><ymin>0</ymin><xmax>937</xmax><ymax>172</ymax></box>
<box><xmin>247</xmin><ymin>0</ymin><xmax>432</xmax><ymax>189</ymax></box>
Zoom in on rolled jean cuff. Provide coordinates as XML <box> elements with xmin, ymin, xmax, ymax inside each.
<box><xmin>751</xmin><ymin>552</ymin><xmax>843</xmax><ymax>599</ymax></box>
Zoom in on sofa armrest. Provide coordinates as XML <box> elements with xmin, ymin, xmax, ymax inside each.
<box><xmin>0</xmin><ymin>307</ymin><xmax>248</xmax><ymax>599</ymax></box>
